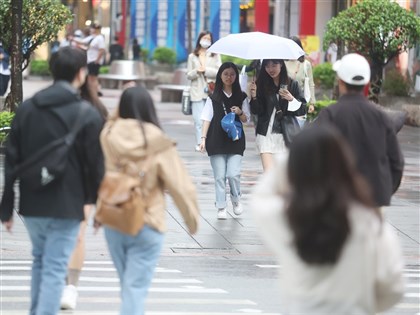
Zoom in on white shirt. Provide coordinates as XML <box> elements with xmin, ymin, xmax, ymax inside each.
<box><xmin>200</xmin><ymin>91</ymin><xmax>250</xmax><ymax>123</ymax></box>
<box><xmin>327</xmin><ymin>43</ymin><xmax>338</xmax><ymax>64</ymax></box>
<box><xmin>251</xmin><ymin>155</ymin><xmax>404</xmax><ymax>315</ymax></box>
<box><xmin>83</xmin><ymin>34</ymin><xmax>105</xmax><ymax>64</ymax></box>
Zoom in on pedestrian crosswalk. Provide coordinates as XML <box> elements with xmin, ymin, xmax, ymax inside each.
<box><xmin>254</xmin><ymin>264</ymin><xmax>420</xmax><ymax>314</ymax></box>
<box><xmin>0</xmin><ymin>259</ymin><xmax>279</xmax><ymax>315</ymax></box>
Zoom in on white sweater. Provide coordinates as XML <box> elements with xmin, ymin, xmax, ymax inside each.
<box><xmin>251</xmin><ymin>154</ymin><xmax>404</xmax><ymax>315</ymax></box>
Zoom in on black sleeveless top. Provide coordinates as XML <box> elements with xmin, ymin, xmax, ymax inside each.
<box><xmin>205</xmin><ymin>92</ymin><xmax>247</xmax><ymax>156</ymax></box>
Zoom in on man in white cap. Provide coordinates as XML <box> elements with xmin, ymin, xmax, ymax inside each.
<box><xmin>316</xmin><ymin>53</ymin><xmax>404</xmax><ymax>208</ymax></box>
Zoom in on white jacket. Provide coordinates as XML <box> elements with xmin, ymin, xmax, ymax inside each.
<box><xmin>251</xmin><ymin>154</ymin><xmax>404</xmax><ymax>315</ymax></box>
<box><xmin>187</xmin><ymin>52</ymin><xmax>221</xmax><ymax>102</ymax></box>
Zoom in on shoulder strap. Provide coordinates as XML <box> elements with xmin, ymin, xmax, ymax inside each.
<box><xmin>13</xmin><ymin>105</ymin><xmax>88</xmax><ymax>176</ymax></box>
<box><xmin>65</xmin><ymin>104</ymin><xmax>89</xmax><ymax>143</ymax></box>
<box><xmin>303</xmin><ymin>61</ymin><xmax>308</xmax><ymax>78</ymax></box>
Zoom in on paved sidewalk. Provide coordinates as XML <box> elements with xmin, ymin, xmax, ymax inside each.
<box><xmin>1</xmin><ymin>78</ymin><xmax>419</xmax><ymax>267</ymax></box>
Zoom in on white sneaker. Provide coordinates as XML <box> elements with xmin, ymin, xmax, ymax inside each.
<box><xmin>217</xmin><ymin>208</ymin><xmax>227</xmax><ymax>220</ymax></box>
<box><xmin>232</xmin><ymin>201</ymin><xmax>243</xmax><ymax>215</ymax></box>
<box><xmin>60</xmin><ymin>284</ymin><xmax>78</xmax><ymax>310</ymax></box>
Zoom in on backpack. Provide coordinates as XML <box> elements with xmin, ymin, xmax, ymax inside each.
<box><xmin>13</xmin><ymin>104</ymin><xmax>88</xmax><ymax>191</ymax></box>
<box><xmin>95</xmin><ymin>121</ymin><xmax>151</xmax><ymax>236</ymax></box>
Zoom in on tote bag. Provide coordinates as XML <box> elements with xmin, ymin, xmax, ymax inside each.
<box><xmin>239</xmin><ymin>65</ymin><xmax>248</xmax><ymax>92</ymax></box>
<box><xmin>181</xmin><ymin>87</ymin><xmax>192</xmax><ymax>115</ymax></box>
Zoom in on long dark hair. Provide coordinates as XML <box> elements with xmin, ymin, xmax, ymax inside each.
<box><xmin>80</xmin><ymin>78</ymin><xmax>108</xmax><ymax>120</ymax></box>
<box><xmin>286</xmin><ymin>125</ymin><xmax>377</xmax><ymax>265</ymax></box>
<box><xmin>193</xmin><ymin>30</ymin><xmax>216</xmax><ymax>57</ymax></box>
<box><xmin>211</xmin><ymin>62</ymin><xmax>243</xmax><ymax>105</ymax></box>
<box><xmin>118</xmin><ymin>86</ymin><xmax>161</xmax><ymax>129</ymax></box>
<box><xmin>256</xmin><ymin>59</ymin><xmax>290</xmax><ymax>94</ymax></box>
<box><xmin>290</xmin><ymin>36</ymin><xmax>305</xmax><ymax>63</ymax></box>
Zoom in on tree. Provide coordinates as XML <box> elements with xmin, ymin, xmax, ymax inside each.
<box><xmin>323</xmin><ymin>0</ymin><xmax>420</xmax><ymax>103</ymax></box>
<box><xmin>0</xmin><ymin>0</ymin><xmax>72</xmax><ymax>111</ymax></box>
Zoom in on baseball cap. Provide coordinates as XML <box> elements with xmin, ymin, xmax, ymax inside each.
<box><xmin>91</xmin><ymin>22</ymin><xmax>102</xmax><ymax>29</ymax></box>
<box><xmin>74</xmin><ymin>29</ymin><xmax>83</xmax><ymax>38</ymax></box>
<box><xmin>333</xmin><ymin>53</ymin><xmax>370</xmax><ymax>86</ymax></box>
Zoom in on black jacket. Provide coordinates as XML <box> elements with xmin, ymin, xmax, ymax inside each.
<box><xmin>250</xmin><ymin>79</ymin><xmax>306</xmax><ymax>136</ymax></box>
<box><xmin>315</xmin><ymin>93</ymin><xmax>404</xmax><ymax>207</ymax></box>
<box><xmin>0</xmin><ymin>81</ymin><xmax>104</xmax><ymax>222</ymax></box>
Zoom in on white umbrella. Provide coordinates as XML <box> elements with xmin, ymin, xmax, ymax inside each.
<box><xmin>208</xmin><ymin>32</ymin><xmax>305</xmax><ymax>60</ymax></box>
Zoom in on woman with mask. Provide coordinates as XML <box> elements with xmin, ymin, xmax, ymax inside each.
<box><xmin>187</xmin><ymin>31</ymin><xmax>222</xmax><ymax>152</ymax></box>
<box><xmin>285</xmin><ymin>36</ymin><xmax>316</xmax><ymax>122</ymax></box>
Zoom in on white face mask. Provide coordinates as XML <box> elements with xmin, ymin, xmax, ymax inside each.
<box><xmin>200</xmin><ymin>39</ymin><xmax>211</xmax><ymax>49</ymax></box>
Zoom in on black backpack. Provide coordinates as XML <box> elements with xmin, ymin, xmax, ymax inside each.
<box><xmin>13</xmin><ymin>105</ymin><xmax>88</xmax><ymax>191</ymax></box>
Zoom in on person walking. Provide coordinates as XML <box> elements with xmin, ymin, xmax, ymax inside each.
<box><xmin>74</xmin><ymin>23</ymin><xmax>106</xmax><ymax>96</ymax></box>
<box><xmin>285</xmin><ymin>36</ymin><xmax>316</xmax><ymax>120</ymax></box>
<box><xmin>199</xmin><ymin>62</ymin><xmax>250</xmax><ymax>220</ymax></box>
<box><xmin>95</xmin><ymin>86</ymin><xmax>199</xmax><ymax>315</ymax></box>
<box><xmin>132</xmin><ymin>38</ymin><xmax>141</xmax><ymax>61</ymax></box>
<box><xmin>0</xmin><ymin>41</ymin><xmax>10</xmax><ymax>96</ymax></box>
<box><xmin>109</xmin><ymin>36</ymin><xmax>124</xmax><ymax>64</ymax></box>
<box><xmin>315</xmin><ymin>53</ymin><xmax>404</xmax><ymax>207</ymax></box>
<box><xmin>252</xmin><ymin>126</ymin><xmax>404</xmax><ymax>315</ymax></box>
<box><xmin>0</xmin><ymin>46</ymin><xmax>104</xmax><ymax>315</ymax></box>
<box><xmin>60</xmin><ymin>76</ymin><xmax>108</xmax><ymax>310</ymax></box>
<box><xmin>326</xmin><ymin>42</ymin><xmax>338</xmax><ymax>64</ymax></box>
<box><xmin>187</xmin><ymin>31</ymin><xmax>222</xmax><ymax>152</ymax></box>
<box><xmin>249</xmin><ymin>59</ymin><xmax>306</xmax><ymax>171</ymax></box>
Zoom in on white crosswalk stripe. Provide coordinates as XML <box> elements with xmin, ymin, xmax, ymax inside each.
<box><xmin>0</xmin><ymin>260</ymin><xmax>277</xmax><ymax>315</ymax></box>
<box><xmin>254</xmin><ymin>264</ymin><xmax>420</xmax><ymax>313</ymax></box>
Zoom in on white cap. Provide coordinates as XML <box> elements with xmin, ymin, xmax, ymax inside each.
<box><xmin>74</xmin><ymin>30</ymin><xmax>83</xmax><ymax>38</ymax></box>
<box><xmin>333</xmin><ymin>53</ymin><xmax>370</xmax><ymax>86</ymax></box>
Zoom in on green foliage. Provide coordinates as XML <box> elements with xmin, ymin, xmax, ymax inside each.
<box><xmin>221</xmin><ymin>55</ymin><xmax>251</xmax><ymax>68</ymax></box>
<box><xmin>324</xmin><ymin>0</ymin><xmax>420</xmax><ymax>67</ymax></box>
<box><xmin>152</xmin><ymin>47</ymin><xmax>176</xmax><ymax>65</ymax></box>
<box><xmin>307</xmin><ymin>98</ymin><xmax>336</xmax><ymax>122</ymax></box>
<box><xmin>99</xmin><ymin>66</ymin><xmax>109</xmax><ymax>74</ymax></box>
<box><xmin>0</xmin><ymin>111</ymin><xmax>14</xmax><ymax>144</ymax></box>
<box><xmin>141</xmin><ymin>48</ymin><xmax>150</xmax><ymax>61</ymax></box>
<box><xmin>0</xmin><ymin>0</ymin><xmax>73</xmax><ymax>68</ymax></box>
<box><xmin>312</xmin><ymin>63</ymin><xmax>335</xmax><ymax>89</ymax></box>
<box><xmin>382</xmin><ymin>69</ymin><xmax>411</xmax><ymax>96</ymax></box>
<box><xmin>30</xmin><ymin>59</ymin><xmax>50</xmax><ymax>76</ymax></box>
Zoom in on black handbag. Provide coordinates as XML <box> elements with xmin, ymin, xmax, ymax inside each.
<box><xmin>181</xmin><ymin>87</ymin><xmax>192</xmax><ymax>115</ymax></box>
<box><xmin>280</xmin><ymin>115</ymin><xmax>301</xmax><ymax>147</ymax></box>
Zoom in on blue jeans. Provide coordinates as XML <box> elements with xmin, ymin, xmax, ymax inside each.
<box><xmin>192</xmin><ymin>100</ymin><xmax>205</xmax><ymax>145</ymax></box>
<box><xmin>24</xmin><ymin>216</ymin><xmax>80</xmax><ymax>315</ymax></box>
<box><xmin>104</xmin><ymin>225</ymin><xmax>164</xmax><ymax>315</ymax></box>
<box><xmin>209</xmin><ymin>154</ymin><xmax>242</xmax><ymax>209</ymax></box>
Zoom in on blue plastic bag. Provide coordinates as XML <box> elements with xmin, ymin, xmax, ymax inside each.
<box><xmin>221</xmin><ymin>112</ymin><xmax>243</xmax><ymax>141</ymax></box>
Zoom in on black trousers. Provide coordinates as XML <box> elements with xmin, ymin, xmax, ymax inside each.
<box><xmin>0</xmin><ymin>74</ymin><xmax>10</xmax><ymax>96</ymax></box>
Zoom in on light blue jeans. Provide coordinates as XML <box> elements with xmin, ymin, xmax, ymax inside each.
<box><xmin>24</xmin><ymin>216</ymin><xmax>80</xmax><ymax>315</ymax></box>
<box><xmin>104</xmin><ymin>225</ymin><xmax>164</xmax><ymax>315</ymax></box>
<box><xmin>209</xmin><ymin>154</ymin><xmax>242</xmax><ymax>209</ymax></box>
<box><xmin>192</xmin><ymin>100</ymin><xmax>205</xmax><ymax>145</ymax></box>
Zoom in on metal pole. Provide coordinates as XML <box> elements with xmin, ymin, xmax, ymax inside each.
<box><xmin>284</xmin><ymin>0</ymin><xmax>291</xmax><ymax>37</ymax></box>
<box><xmin>187</xmin><ymin>0</ymin><xmax>192</xmax><ymax>53</ymax></box>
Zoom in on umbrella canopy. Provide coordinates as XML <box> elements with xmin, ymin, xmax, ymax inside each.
<box><xmin>208</xmin><ymin>32</ymin><xmax>305</xmax><ymax>60</ymax></box>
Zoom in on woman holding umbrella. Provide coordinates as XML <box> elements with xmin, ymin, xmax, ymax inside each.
<box><xmin>199</xmin><ymin>62</ymin><xmax>250</xmax><ymax>220</ymax></box>
<box><xmin>249</xmin><ymin>59</ymin><xmax>306</xmax><ymax>171</ymax></box>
